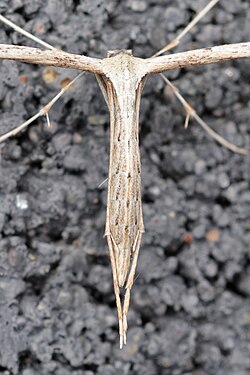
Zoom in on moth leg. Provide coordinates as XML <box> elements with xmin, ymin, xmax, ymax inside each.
<box><xmin>0</xmin><ymin>72</ymin><xmax>84</xmax><ymax>143</ymax></box>
<box><xmin>151</xmin><ymin>0</ymin><xmax>248</xmax><ymax>155</ymax></box>
<box><xmin>122</xmin><ymin>230</ymin><xmax>143</xmax><ymax>345</ymax></box>
<box><xmin>0</xmin><ymin>15</ymin><xmax>85</xmax><ymax>144</ymax></box>
<box><xmin>152</xmin><ymin>0</ymin><xmax>219</xmax><ymax>57</ymax></box>
<box><xmin>106</xmin><ymin>235</ymin><xmax>124</xmax><ymax>349</ymax></box>
<box><xmin>160</xmin><ymin>74</ymin><xmax>248</xmax><ymax>155</ymax></box>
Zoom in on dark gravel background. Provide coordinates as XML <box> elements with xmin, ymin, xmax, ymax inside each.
<box><xmin>0</xmin><ymin>0</ymin><xmax>250</xmax><ymax>374</ymax></box>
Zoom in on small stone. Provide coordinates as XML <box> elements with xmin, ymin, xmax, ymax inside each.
<box><xmin>127</xmin><ymin>0</ymin><xmax>147</xmax><ymax>12</ymax></box>
<box><xmin>221</xmin><ymin>337</ymin><xmax>235</xmax><ymax>352</ymax></box>
<box><xmin>88</xmin><ymin>114</ymin><xmax>107</xmax><ymax>126</ymax></box>
<box><xmin>224</xmin><ymin>261</ymin><xmax>242</xmax><ymax>281</ymax></box>
<box><xmin>97</xmin><ymin>365</ymin><xmax>116</xmax><ymax>375</ymax></box>
<box><xmin>42</xmin><ymin>67</ymin><xmax>59</xmax><ymax>83</ymax></box>
<box><xmin>218</xmin><ymin>173</ymin><xmax>230</xmax><ymax>189</ymax></box>
<box><xmin>57</xmin><ymin>291</ymin><xmax>72</xmax><ymax>307</ymax></box>
<box><xmin>182</xmin><ymin>292</ymin><xmax>199</xmax><ymax>312</ymax></box>
<box><xmin>164</xmin><ymin>6</ymin><xmax>186</xmax><ymax>31</ymax></box>
<box><xmin>166</xmin><ymin>257</ymin><xmax>178</xmax><ymax>273</ymax></box>
<box><xmin>204</xmin><ymin>260</ymin><xmax>218</xmax><ymax>278</ymax></box>
<box><xmin>183</xmin><ymin>232</ymin><xmax>193</xmax><ymax>245</ymax></box>
<box><xmin>72</xmin><ymin>132</ymin><xmax>83</xmax><ymax>144</ymax></box>
<box><xmin>63</xmin><ymin>145</ymin><xmax>87</xmax><ymax>171</ymax></box>
<box><xmin>193</xmin><ymin>224</ymin><xmax>207</xmax><ymax>239</ymax></box>
<box><xmin>206</xmin><ymin>228</ymin><xmax>220</xmax><ymax>242</ymax></box>
<box><xmin>235</xmin><ymin>269</ymin><xmax>250</xmax><ymax>296</ymax></box>
<box><xmin>195</xmin><ymin>159</ymin><xmax>206</xmax><ymax>175</ymax></box>
<box><xmin>9</xmin><ymin>145</ymin><xmax>22</xmax><ymax>160</ymax></box>
<box><xmin>52</xmin><ymin>133</ymin><xmax>72</xmax><ymax>152</ymax></box>
<box><xmin>148</xmin><ymin>185</ymin><xmax>161</xmax><ymax>199</ymax></box>
<box><xmin>16</xmin><ymin>194</ymin><xmax>29</xmax><ymax>210</ymax></box>
<box><xmin>198</xmin><ymin>281</ymin><xmax>216</xmax><ymax>302</ymax></box>
<box><xmin>205</xmin><ymin>87</ymin><xmax>223</xmax><ymax>109</ymax></box>
<box><xmin>217</xmin><ymin>212</ymin><xmax>230</xmax><ymax>228</ymax></box>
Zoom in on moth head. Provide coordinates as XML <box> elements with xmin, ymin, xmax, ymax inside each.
<box><xmin>107</xmin><ymin>49</ymin><xmax>133</xmax><ymax>58</ymax></box>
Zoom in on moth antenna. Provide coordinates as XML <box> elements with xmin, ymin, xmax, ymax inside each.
<box><xmin>0</xmin><ymin>14</ymin><xmax>55</xmax><ymax>50</ymax></box>
<box><xmin>160</xmin><ymin>73</ymin><xmax>249</xmax><ymax>155</ymax></box>
<box><xmin>152</xmin><ymin>0</ymin><xmax>220</xmax><ymax>57</ymax></box>
<box><xmin>0</xmin><ymin>72</ymin><xmax>85</xmax><ymax>143</ymax></box>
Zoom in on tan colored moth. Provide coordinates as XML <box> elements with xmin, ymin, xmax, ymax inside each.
<box><xmin>0</xmin><ymin>0</ymin><xmax>249</xmax><ymax>348</ymax></box>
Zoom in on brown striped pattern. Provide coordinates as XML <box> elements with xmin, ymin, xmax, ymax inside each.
<box><xmin>108</xmin><ymin>87</ymin><xmax>144</xmax><ymax>286</ymax></box>
<box><xmin>101</xmin><ymin>51</ymin><xmax>147</xmax><ymax>288</ymax></box>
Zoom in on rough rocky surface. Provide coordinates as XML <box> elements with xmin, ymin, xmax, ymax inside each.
<box><xmin>0</xmin><ymin>0</ymin><xmax>249</xmax><ymax>374</ymax></box>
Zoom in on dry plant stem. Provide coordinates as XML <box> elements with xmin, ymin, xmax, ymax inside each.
<box><xmin>152</xmin><ymin>0</ymin><xmax>219</xmax><ymax>56</ymax></box>
<box><xmin>1</xmin><ymin>43</ymin><xmax>250</xmax><ymax>74</ymax></box>
<box><xmin>160</xmin><ymin>74</ymin><xmax>248</xmax><ymax>155</ymax></box>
